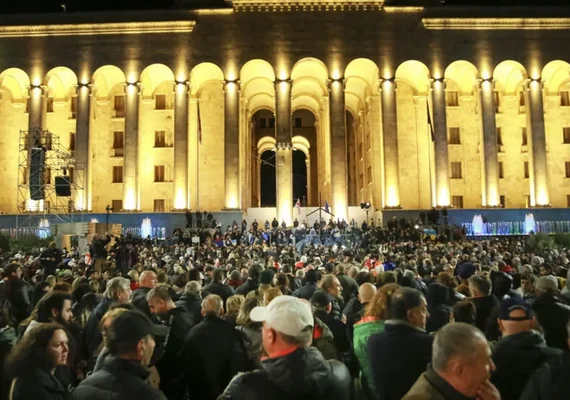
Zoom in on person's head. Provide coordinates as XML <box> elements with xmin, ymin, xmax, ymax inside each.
<box><xmin>304</xmin><ymin>269</ymin><xmax>319</xmax><ymax>283</ymax></box>
<box><xmin>100</xmin><ymin>308</ymin><xmax>129</xmax><ymax>347</ymax></box>
<box><xmin>468</xmin><ymin>275</ymin><xmax>492</xmax><ymax>298</ymax></box>
<box><xmin>250</xmin><ymin>295</ymin><xmax>314</xmax><ymax>356</ymax></box>
<box><xmin>229</xmin><ymin>270</ymin><xmax>242</xmax><ymax>282</ymax></box>
<box><xmin>539</xmin><ymin>264</ymin><xmax>552</xmax><ymax>276</ymax></box>
<box><xmin>452</xmin><ymin>300</ymin><xmax>477</xmax><ymax>325</ymax></box>
<box><xmin>139</xmin><ymin>270</ymin><xmax>157</xmax><ymax>289</ymax></box>
<box><xmin>520</xmin><ymin>272</ymin><xmax>536</xmax><ymax>294</ymax></box>
<box><xmin>432</xmin><ymin>323</ymin><xmax>495</xmax><ymax>398</ymax></box>
<box><xmin>201</xmin><ymin>294</ymin><xmax>224</xmax><ymax>318</ymax></box>
<box><xmin>5</xmin><ymin>263</ymin><xmax>22</xmax><ymax>279</ymax></box>
<box><xmin>248</xmin><ymin>264</ymin><xmax>262</xmax><ymax>281</ymax></box>
<box><xmin>36</xmin><ymin>291</ymin><xmax>73</xmax><ymax>325</ymax></box>
<box><xmin>358</xmin><ymin>282</ymin><xmax>377</xmax><ymax>305</ymax></box>
<box><xmin>225</xmin><ymin>294</ymin><xmax>245</xmax><ymax>315</ymax></box>
<box><xmin>310</xmin><ymin>291</ymin><xmax>332</xmax><ymax>314</ymax></box>
<box><xmin>104</xmin><ymin>277</ymin><xmax>131</xmax><ymax>303</ymax></box>
<box><xmin>106</xmin><ymin>310</ymin><xmax>160</xmax><ymax>367</ymax></box>
<box><xmin>236</xmin><ymin>296</ymin><xmax>261</xmax><ymax>326</ymax></box>
<box><xmin>52</xmin><ymin>282</ymin><xmax>72</xmax><ymax>293</ymax></box>
<box><xmin>212</xmin><ymin>269</ymin><xmax>224</xmax><ymax>283</ymax></box>
<box><xmin>321</xmin><ymin>274</ymin><xmax>342</xmax><ymax>299</ymax></box>
<box><xmin>263</xmin><ymin>287</ymin><xmax>283</xmax><ymax>305</ymax></box>
<box><xmin>184</xmin><ymin>280</ymin><xmax>201</xmax><ymax>297</ymax></box>
<box><xmin>535</xmin><ymin>276</ymin><xmax>558</xmax><ymax>296</ymax></box>
<box><xmin>146</xmin><ymin>286</ymin><xmax>175</xmax><ymax>316</ymax></box>
<box><xmin>389</xmin><ymin>287</ymin><xmax>429</xmax><ymax>329</ymax></box>
<box><xmin>275</xmin><ymin>272</ymin><xmax>288</xmax><ymax>288</ymax></box>
<box><xmin>5</xmin><ymin>323</ymin><xmax>69</xmax><ymax>378</ymax></box>
<box><xmin>127</xmin><ymin>269</ymin><xmax>139</xmax><ymax>283</ymax></box>
<box><xmin>365</xmin><ymin>283</ymin><xmax>399</xmax><ymax>320</ymax></box>
<box><xmin>498</xmin><ymin>297</ymin><xmax>535</xmax><ymax>337</ymax></box>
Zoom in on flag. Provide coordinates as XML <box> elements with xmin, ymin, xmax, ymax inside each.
<box><xmin>426</xmin><ymin>99</ymin><xmax>435</xmax><ymax>142</ymax></box>
<box><xmin>324</xmin><ymin>200</ymin><xmax>330</xmax><ymax>214</ymax></box>
<box><xmin>295</xmin><ymin>198</ymin><xmax>301</xmax><ymax>215</ymax></box>
<box><xmin>197</xmin><ymin>98</ymin><xmax>202</xmax><ymax>144</ymax></box>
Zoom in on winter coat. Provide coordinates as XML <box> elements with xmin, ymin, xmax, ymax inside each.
<box><xmin>218</xmin><ymin>347</ymin><xmax>351</xmax><ymax>400</ymax></box>
<box><xmin>402</xmin><ymin>367</ymin><xmax>459</xmax><ymax>400</ymax></box>
<box><xmin>353</xmin><ymin>317</ymin><xmax>385</xmax><ymax>398</ymax></box>
<box><xmin>294</xmin><ymin>282</ymin><xmax>318</xmax><ymax>301</ymax></box>
<box><xmin>236</xmin><ymin>279</ymin><xmax>259</xmax><ymax>296</ymax></box>
<box><xmin>175</xmin><ymin>292</ymin><xmax>203</xmax><ymax>325</ymax></box>
<box><xmin>369</xmin><ymin>321</ymin><xmax>434</xmax><ymax>400</ymax></box>
<box><xmin>520</xmin><ymin>351</ymin><xmax>570</xmax><ymax>400</ymax></box>
<box><xmin>131</xmin><ymin>287</ymin><xmax>152</xmax><ymax>319</ymax></box>
<box><xmin>425</xmin><ymin>283</ymin><xmax>450</xmax><ymax>333</ymax></box>
<box><xmin>532</xmin><ymin>294</ymin><xmax>570</xmax><ymax>350</ymax></box>
<box><xmin>6</xmin><ymin>278</ymin><xmax>31</xmax><ymax>323</ymax></box>
<box><xmin>83</xmin><ymin>297</ymin><xmax>114</xmax><ymax>356</ymax></box>
<box><xmin>236</xmin><ymin>324</ymin><xmax>263</xmax><ymax>362</ymax></box>
<box><xmin>72</xmin><ymin>356</ymin><xmax>166</xmax><ymax>400</ymax></box>
<box><xmin>314</xmin><ymin>310</ymin><xmax>350</xmax><ymax>354</ymax></box>
<box><xmin>337</xmin><ymin>274</ymin><xmax>359</xmax><ymax>304</ymax></box>
<box><xmin>491</xmin><ymin>330</ymin><xmax>562</xmax><ymax>400</ymax></box>
<box><xmin>312</xmin><ymin>317</ymin><xmax>338</xmax><ymax>360</ymax></box>
<box><xmin>203</xmin><ymin>281</ymin><xmax>235</xmax><ymax>304</ymax></box>
<box><xmin>10</xmin><ymin>368</ymin><xmax>68</xmax><ymax>400</ymax></box>
<box><xmin>470</xmin><ymin>295</ymin><xmax>500</xmax><ymax>340</ymax></box>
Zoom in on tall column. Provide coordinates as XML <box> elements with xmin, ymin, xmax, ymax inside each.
<box><xmin>75</xmin><ymin>84</ymin><xmax>91</xmax><ymax>210</ymax></box>
<box><xmin>431</xmin><ymin>79</ymin><xmax>451</xmax><ymax>207</ymax></box>
<box><xmin>173</xmin><ymin>81</ymin><xmax>189</xmax><ymax>210</ymax></box>
<box><xmin>479</xmin><ymin>79</ymin><xmax>500</xmax><ymax>207</ymax></box>
<box><xmin>329</xmin><ymin>79</ymin><xmax>348</xmax><ymax>221</ymax></box>
<box><xmin>28</xmin><ymin>85</ymin><xmax>44</xmax><ymax>131</ymax></box>
<box><xmin>123</xmin><ymin>83</ymin><xmax>140</xmax><ymax>211</ymax></box>
<box><xmin>275</xmin><ymin>79</ymin><xmax>293</xmax><ymax>225</ymax></box>
<box><xmin>526</xmin><ymin>79</ymin><xmax>550</xmax><ymax>206</ymax></box>
<box><xmin>381</xmin><ymin>79</ymin><xmax>400</xmax><ymax>208</ymax></box>
<box><xmin>224</xmin><ymin>80</ymin><xmax>240</xmax><ymax>209</ymax></box>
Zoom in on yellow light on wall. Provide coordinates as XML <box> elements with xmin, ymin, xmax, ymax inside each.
<box><xmin>386</xmin><ymin>186</ymin><xmax>400</xmax><ymax>208</ymax></box>
<box><xmin>174</xmin><ymin>188</ymin><xmax>187</xmax><ymax>210</ymax></box>
<box><xmin>334</xmin><ymin>200</ymin><xmax>347</xmax><ymax>221</ymax></box>
<box><xmin>437</xmin><ymin>187</ymin><xmax>450</xmax><ymax>207</ymax></box>
<box><xmin>536</xmin><ymin>189</ymin><xmax>549</xmax><ymax>206</ymax></box>
<box><xmin>227</xmin><ymin>194</ymin><xmax>238</xmax><ymax>210</ymax></box>
<box><xmin>124</xmin><ymin>188</ymin><xmax>137</xmax><ymax>211</ymax></box>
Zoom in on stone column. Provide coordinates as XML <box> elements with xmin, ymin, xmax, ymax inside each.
<box><xmin>431</xmin><ymin>79</ymin><xmax>451</xmax><ymax>207</ymax></box>
<box><xmin>525</xmin><ymin>79</ymin><xmax>550</xmax><ymax>206</ymax></box>
<box><xmin>275</xmin><ymin>79</ymin><xmax>293</xmax><ymax>225</ymax></box>
<box><xmin>74</xmin><ymin>84</ymin><xmax>91</xmax><ymax>210</ymax></box>
<box><xmin>28</xmin><ymin>85</ymin><xmax>44</xmax><ymax>131</ymax></box>
<box><xmin>224</xmin><ymin>80</ymin><xmax>240</xmax><ymax>209</ymax></box>
<box><xmin>173</xmin><ymin>81</ymin><xmax>189</xmax><ymax>210</ymax></box>
<box><xmin>479</xmin><ymin>79</ymin><xmax>500</xmax><ymax>207</ymax></box>
<box><xmin>123</xmin><ymin>83</ymin><xmax>140</xmax><ymax>211</ymax></box>
<box><xmin>329</xmin><ymin>78</ymin><xmax>348</xmax><ymax>220</ymax></box>
<box><xmin>381</xmin><ymin>79</ymin><xmax>400</xmax><ymax>208</ymax></box>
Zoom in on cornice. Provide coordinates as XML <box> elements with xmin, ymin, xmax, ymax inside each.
<box><xmin>232</xmin><ymin>0</ymin><xmax>384</xmax><ymax>12</ymax></box>
<box><xmin>422</xmin><ymin>17</ymin><xmax>570</xmax><ymax>30</ymax></box>
<box><xmin>0</xmin><ymin>20</ymin><xmax>196</xmax><ymax>38</ymax></box>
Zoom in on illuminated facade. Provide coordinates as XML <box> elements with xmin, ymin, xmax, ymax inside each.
<box><xmin>1</xmin><ymin>1</ymin><xmax>570</xmax><ymax>225</ymax></box>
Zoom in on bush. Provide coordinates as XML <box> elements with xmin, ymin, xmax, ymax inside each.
<box><xmin>10</xmin><ymin>235</ymin><xmax>53</xmax><ymax>253</ymax></box>
<box><xmin>0</xmin><ymin>235</ymin><xmax>10</xmax><ymax>254</ymax></box>
<box><xmin>528</xmin><ymin>233</ymin><xmax>556</xmax><ymax>252</ymax></box>
<box><xmin>554</xmin><ymin>233</ymin><xmax>570</xmax><ymax>248</ymax></box>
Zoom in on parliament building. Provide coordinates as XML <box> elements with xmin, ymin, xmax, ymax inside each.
<box><xmin>0</xmin><ymin>0</ymin><xmax>570</xmax><ymax>225</ymax></box>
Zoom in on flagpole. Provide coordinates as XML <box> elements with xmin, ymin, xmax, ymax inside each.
<box><xmin>426</xmin><ymin>94</ymin><xmax>434</xmax><ymax>209</ymax></box>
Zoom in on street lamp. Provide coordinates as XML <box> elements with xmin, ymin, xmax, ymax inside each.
<box><xmin>105</xmin><ymin>205</ymin><xmax>113</xmax><ymax>232</ymax></box>
<box><xmin>360</xmin><ymin>202</ymin><xmax>371</xmax><ymax>224</ymax></box>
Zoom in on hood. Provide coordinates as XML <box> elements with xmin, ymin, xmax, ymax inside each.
<box><xmin>494</xmin><ymin>330</ymin><xmax>546</xmax><ymax>355</ymax></box>
<box><xmin>262</xmin><ymin>347</ymin><xmax>333</xmax><ymax>396</ymax></box>
<box><xmin>23</xmin><ymin>320</ymin><xmax>42</xmax><ymax>337</ymax></box>
<box><xmin>472</xmin><ymin>295</ymin><xmax>499</xmax><ymax>313</ymax></box>
<box><xmin>426</xmin><ymin>283</ymin><xmax>449</xmax><ymax>305</ymax></box>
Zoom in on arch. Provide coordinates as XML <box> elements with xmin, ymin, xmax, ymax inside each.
<box><xmin>44</xmin><ymin>67</ymin><xmax>78</xmax><ymax>100</ymax></box>
<box><xmin>0</xmin><ymin>68</ymin><xmax>30</xmax><ymax>100</ymax></box>
<box><xmin>292</xmin><ymin>135</ymin><xmax>310</xmax><ymax>155</ymax></box>
<box><xmin>92</xmin><ymin>65</ymin><xmax>126</xmax><ymax>98</ymax></box>
<box><xmin>240</xmin><ymin>59</ymin><xmax>276</xmax><ymax>87</ymax></box>
<box><xmin>542</xmin><ymin>60</ymin><xmax>570</xmax><ymax>95</ymax></box>
<box><xmin>395</xmin><ymin>60</ymin><xmax>431</xmax><ymax>95</ymax></box>
<box><xmin>248</xmin><ymin>93</ymin><xmax>275</xmax><ymax>115</ymax></box>
<box><xmin>257</xmin><ymin>136</ymin><xmax>276</xmax><ymax>155</ymax></box>
<box><xmin>292</xmin><ymin>95</ymin><xmax>320</xmax><ymax>115</ymax></box>
<box><xmin>345</xmin><ymin>58</ymin><xmax>380</xmax><ymax>96</ymax></box>
<box><xmin>140</xmin><ymin>63</ymin><xmax>175</xmax><ymax>98</ymax></box>
<box><xmin>493</xmin><ymin>60</ymin><xmax>528</xmax><ymax>95</ymax></box>
<box><xmin>242</xmin><ymin>77</ymin><xmax>275</xmax><ymax>107</ymax></box>
<box><xmin>291</xmin><ymin>58</ymin><xmax>329</xmax><ymax>86</ymax></box>
<box><xmin>444</xmin><ymin>61</ymin><xmax>479</xmax><ymax>95</ymax></box>
<box><xmin>240</xmin><ymin>60</ymin><xmax>276</xmax><ymax>113</ymax></box>
<box><xmin>291</xmin><ymin>58</ymin><xmax>328</xmax><ymax>118</ymax></box>
<box><xmin>189</xmin><ymin>62</ymin><xmax>224</xmax><ymax>96</ymax></box>
<box><xmin>345</xmin><ymin>91</ymin><xmax>363</xmax><ymax>117</ymax></box>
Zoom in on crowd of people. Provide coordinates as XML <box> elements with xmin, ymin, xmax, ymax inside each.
<box><xmin>0</xmin><ymin>217</ymin><xmax>569</xmax><ymax>400</ymax></box>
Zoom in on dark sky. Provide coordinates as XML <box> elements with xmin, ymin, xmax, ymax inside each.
<box><xmin>0</xmin><ymin>0</ymin><xmax>567</xmax><ymax>14</ymax></box>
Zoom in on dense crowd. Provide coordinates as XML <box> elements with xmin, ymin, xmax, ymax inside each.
<box><xmin>0</xmin><ymin>217</ymin><xmax>569</xmax><ymax>400</ymax></box>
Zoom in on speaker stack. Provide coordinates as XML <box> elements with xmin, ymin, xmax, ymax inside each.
<box><xmin>29</xmin><ymin>147</ymin><xmax>45</xmax><ymax>200</ymax></box>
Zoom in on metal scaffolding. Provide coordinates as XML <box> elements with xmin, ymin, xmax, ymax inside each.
<box><xmin>17</xmin><ymin>126</ymin><xmax>86</xmax><ymax>230</ymax></box>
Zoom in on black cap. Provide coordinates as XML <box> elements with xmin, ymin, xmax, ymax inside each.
<box><xmin>311</xmin><ymin>291</ymin><xmax>331</xmax><ymax>308</ymax></box>
<box><xmin>260</xmin><ymin>269</ymin><xmax>275</xmax><ymax>284</ymax></box>
<box><xmin>107</xmin><ymin>310</ymin><xmax>169</xmax><ymax>353</ymax></box>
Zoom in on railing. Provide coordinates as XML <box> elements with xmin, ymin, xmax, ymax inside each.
<box><xmin>462</xmin><ymin>221</ymin><xmax>570</xmax><ymax>236</ymax></box>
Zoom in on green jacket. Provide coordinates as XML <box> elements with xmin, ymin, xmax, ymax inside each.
<box><xmin>353</xmin><ymin>317</ymin><xmax>385</xmax><ymax>397</ymax></box>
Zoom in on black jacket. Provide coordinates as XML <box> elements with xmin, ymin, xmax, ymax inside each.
<box><xmin>368</xmin><ymin>321</ymin><xmax>433</xmax><ymax>400</ymax></box>
<box><xmin>11</xmin><ymin>368</ymin><xmax>68</xmax><ymax>400</ymax></box>
<box><xmin>218</xmin><ymin>347</ymin><xmax>351</xmax><ymax>400</ymax></box>
<box><xmin>72</xmin><ymin>356</ymin><xmax>166</xmax><ymax>400</ymax></box>
<box><xmin>520</xmin><ymin>351</ymin><xmax>570</xmax><ymax>400</ymax></box>
<box><xmin>131</xmin><ymin>287</ymin><xmax>152</xmax><ymax>319</ymax></box>
<box><xmin>83</xmin><ymin>297</ymin><xmax>114</xmax><ymax>356</ymax></box>
<box><xmin>203</xmin><ymin>281</ymin><xmax>235</xmax><ymax>304</ymax></box>
<box><xmin>336</xmin><ymin>274</ymin><xmax>358</xmax><ymax>304</ymax></box>
<box><xmin>532</xmin><ymin>294</ymin><xmax>570</xmax><ymax>350</ymax></box>
<box><xmin>470</xmin><ymin>295</ymin><xmax>500</xmax><ymax>340</ymax></box>
<box><xmin>425</xmin><ymin>283</ymin><xmax>450</xmax><ymax>333</ymax></box>
<box><xmin>491</xmin><ymin>331</ymin><xmax>562</xmax><ymax>400</ymax></box>
<box><xmin>6</xmin><ymin>278</ymin><xmax>31</xmax><ymax>323</ymax></box>
<box><xmin>294</xmin><ymin>282</ymin><xmax>318</xmax><ymax>301</ymax></box>
<box><xmin>314</xmin><ymin>310</ymin><xmax>351</xmax><ymax>354</ymax></box>
<box><xmin>180</xmin><ymin>315</ymin><xmax>251</xmax><ymax>400</ymax></box>
<box><xmin>236</xmin><ymin>279</ymin><xmax>258</xmax><ymax>296</ymax></box>
<box><xmin>175</xmin><ymin>292</ymin><xmax>203</xmax><ymax>325</ymax></box>
<box><xmin>91</xmin><ymin>236</ymin><xmax>111</xmax><ymax>260</ymax></box>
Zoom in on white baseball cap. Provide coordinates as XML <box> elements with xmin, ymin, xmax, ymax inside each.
<box><xmin>250</xmin><ymin>295</ymin><xmax>314</xmax><ymax>337</ymax></box>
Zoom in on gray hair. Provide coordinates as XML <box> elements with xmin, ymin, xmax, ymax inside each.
<box><xmin>296</xmin><ymin>269</ymin><xmax>305</xmax><ymax>278</ymax></box>
<box><xmin>146</xmin><ymin>286</ymin><xmax>172</xmax><ymax>302</ymax></box>
<box><xmin>403</xmin><ymin>270</ymin><xmax>416</xmax><ymax>280</ymax></box>
<box><xmin>281</xmin><ymin>328</ymin><xmax>313</xmax><ymax>347</ymax></box>
<box><xmin>184</xmin><ymin>281</ymin><xmax>201</xmax><ymax>295</ymax></box>
<box><xmin>104</xmin><ymin>277</ymin><xmax>130</xmax><ymax>300</ymax></box>
<box><xmin>201</xmin><ymin>294</ymin><xmax>223</xmax><ymax>317</ymax></box>
<box><xmin>432</xmin><ymin>323</ymin><xmax>487</xmax><ymax>373</ymax></box>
